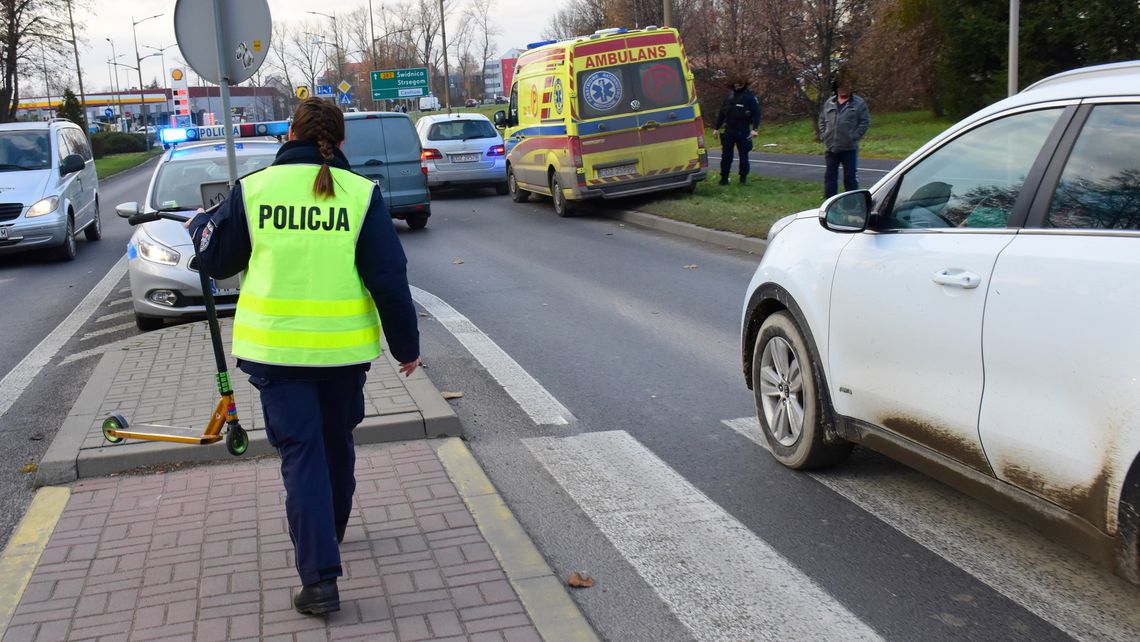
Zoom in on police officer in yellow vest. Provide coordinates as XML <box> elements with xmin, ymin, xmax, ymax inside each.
<box><xmin>188</xmin><ymin>98</ymin><xmax>420</xmax><ymax>616</ymax></box>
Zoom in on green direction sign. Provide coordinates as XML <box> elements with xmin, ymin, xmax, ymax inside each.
<box><xmin>371</xmin><ymin>67</ymin><xmax>429</xmax><ymax>100</ymax></box>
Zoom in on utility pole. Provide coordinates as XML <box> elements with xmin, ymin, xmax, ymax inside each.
<box><xmin>145</xmin><ymin>45</ymin><xmax>176</xmax><ymax>125</ymax></box>
<box><xmin>132</xmin><ymin>14</ymin><xmax>163</xmax><ymax>144</ymax></box>
<box><xmin>40</xmin><ymin>41</ymin><xmax>52</xmax><ymax>114</ymax></box>
<box><xmin>1008</xmin><ymin>0</ymin><xmax>1019</xmax><ymax>96</ymax></box>
<box><xmin>65</xmin><ymin>0</ymin><xmax>87</xmax><ymax>127</ymax></box>
<box><xmin>439</xmin><ymin>0</ymin><xmax>451</xmax><ymax>114</ymax></box>
<box><xmin>369</xmin><ymin>0</ymin><xmax>378</xmax><ymax>110</ymax></box>
<box><xmin>663</xmin><ymin>0</ymin><xmax>672</xmax><ymax>27</ymax></box>
<box><xmin>106</xmin><ymin>39</ymin><xmax>124</xmax><ymax>130</ymax></box>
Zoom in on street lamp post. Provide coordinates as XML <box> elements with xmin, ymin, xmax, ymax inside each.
<box><xmin>64</xmin><ymin>2</ymin><xmax>87</xmax><ymax>127</ymax></box>
<box><xmin>40</xmin><ymin>41</ymin><xmax>52</xmax><ymax>113</ymax></box>
<box><xmin>370</xmin><ymin>28</ymin><xmax>411</xmax><ymax>109</ymax></box>
<box><xmin>105</xmin><ymin>39</ymin><xmax>125</xmax><ymax>129</ymax></box>
<box><xmin>144</xmin><ymin>45</ymin><xmax>177</xmax><ymax>125</ymax></box>
<box><xmin>132</xmin><ymin>14</ymin><xmax>163</xmax><ymax>143</ymax></box>
<box><xmin>307</xmin><ymin>11</ymin><xmax>340</xmax><ymax>87</ymax></box>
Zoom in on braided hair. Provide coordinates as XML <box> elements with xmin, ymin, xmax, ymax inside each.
<box><xmin>289</xmin><ymin>98</ymin><xmax>345</xmax><ymax>198</ymax></box>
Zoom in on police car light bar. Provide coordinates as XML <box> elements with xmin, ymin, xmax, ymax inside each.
<box><xmin>159</xmin><ymin>121</ymin><xmax>290</xmax><ymax>145</ymax></box>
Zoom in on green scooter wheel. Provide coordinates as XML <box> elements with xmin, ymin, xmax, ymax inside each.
<box><xmin>226</xmin><ymin>425</ymin><xmax>249</xmax><ymax>456</ymax></box>
<box><xmin>102</xmin><ymin>414</ymin><xmax>126</xmax><ymax>444</ymax></box>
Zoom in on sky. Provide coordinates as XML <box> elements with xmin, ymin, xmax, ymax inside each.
<box><xmin>65</xmin><ymin>0</ymin><xmax>558</xmax><ymax>96</ymax></box>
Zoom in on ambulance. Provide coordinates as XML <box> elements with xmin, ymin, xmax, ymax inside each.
<box><xmin>493</xmin><ymin>27</ymin><xmax>708</xmax><ymax>217</ymax></box>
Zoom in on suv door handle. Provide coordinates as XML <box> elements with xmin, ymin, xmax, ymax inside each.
<box><xmin>932</xmin><ymin>269</ymin><xmax>981</xmax><ymax>289</ymax></box>
<box><xmin>364</xmin><ymin>158</ymin><xmax>384</xmax><ymax>166</ymax></box>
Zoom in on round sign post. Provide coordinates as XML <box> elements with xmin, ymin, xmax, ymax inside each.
<box><xmin>174</xmin><ymin>0</ymin><xmax>271</xmax><ymax>186</ymax></box>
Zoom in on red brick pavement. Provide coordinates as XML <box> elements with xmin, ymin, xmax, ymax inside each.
<box><xmin>2</xmin><ymin>441</ymin><xmax>542</xmax><ymax>642</ymax></box>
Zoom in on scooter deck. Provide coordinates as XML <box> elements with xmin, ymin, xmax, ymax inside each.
<box><xmin>108</xmin><ymin>423</ymin><xmax>224</xmax><ymax>445</ymax></box>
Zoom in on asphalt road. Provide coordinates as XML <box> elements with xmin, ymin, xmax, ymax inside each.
<box><xmin>0</xmin><ymin>157</ymin><xmax>156</xmax><ymax>553</ymax></box>
<box><xmin>3</xmin><ymin>155</ymin><xmax>1139</xmax><ymax>640</ymax></box>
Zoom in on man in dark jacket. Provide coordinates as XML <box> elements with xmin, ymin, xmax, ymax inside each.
<box><xmin>818</xmin><ymin>76</ymin><xmax>871</xmax><ymax>198</ymax></box>
<box><xmin>714</xmin><ymin>78</ymin><xmax>761</xmax><ymax>185</ymax></box>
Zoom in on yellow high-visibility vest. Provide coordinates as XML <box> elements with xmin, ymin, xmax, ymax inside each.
<box><xmin>232</xmin><ymin>164</ymin><xmax>381</xmax><ymax>366</ymax></box>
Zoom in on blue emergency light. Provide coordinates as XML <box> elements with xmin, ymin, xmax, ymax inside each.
<box><xmin>159</xmin><ymin>120</ymin><xmax>290</xmax><ymax>146</ymax></box>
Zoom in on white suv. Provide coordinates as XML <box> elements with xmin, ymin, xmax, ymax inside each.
<box><xmin>741</xmin><ymin>61</ymin><xmax>1140</xmax><ymax>582</ymax></box>
<box><xmin>0</xmin><ymin>119</ymin><xmax>100</xmax><ymax>260</ymax></box>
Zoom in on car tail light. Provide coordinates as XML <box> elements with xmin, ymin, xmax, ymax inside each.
<box><xmin>568</xmin><ymin>136</ymin><xmax>583</xmax><ymax>168</ymax></box>
<box><xmin>696</xmin><ymin>118</ymin><xmax>706</xmax><ymax>149</ymax></box>
<box><xmin>487</xmin><ymin>144</ymin><xmax>505</xmax><ymax>156</ymax></box>
<box><xmin>422</xmin><ymin>148</ymin><xmax>443</xmax><ymax>160</ymax></box>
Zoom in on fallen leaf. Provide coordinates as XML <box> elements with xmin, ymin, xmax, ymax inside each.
<box><xmin>442</xmin><ymin>391</ymin><xmax>464</xmax><ymax>400</ymax></box>
<box><xmin>683</xmin><ymin>264</ymin><xmax>699</xmax><ymax>269</ymax></box>
<box><xmin>567</xmin><ymin>572</ymin><xmax>594</xmax><ymax>588</ymax></box>
<box><xmin>29</xmin><ymin>433</ymin><xmax>44</xmax><ymax>441</ymax></box>
<box><xmin>19</xmin><ymin>462</ymin><xmax>37</xmax><ymax>474</ymax></box>
<box><xmin>452</xmin><ymin>258</ymin><xmax>465</xmax><ymax>265</ymax></box>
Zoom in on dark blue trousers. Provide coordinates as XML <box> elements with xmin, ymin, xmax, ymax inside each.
<box><xmin>250</xmin><ymin>370</ymin><xmax>366</xmax><ymax>586</ymax></box>
<box><xmin>720</xmin><ymin>130</ymin><xmax>753</xmax><ymax>179</ymax></box>
<box><xmin>824</xmin><ymin>149</ymin><xmax>859</xmax><ymax>198</ymax></box>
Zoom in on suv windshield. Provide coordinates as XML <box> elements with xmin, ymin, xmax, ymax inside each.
<box><xmin>427</xmin><ymin>120</ymin><xmax>497</xmax><ymax>141</ymax></box>
<box><xmin>0</xmin><ymin>131</ymin><xmax>51</xmax><ymax>170</ymax></box>
<box><xmin>150</xmin><ymin>155</ymin><xmax>276</xmax><ymax>210</ymax></box>
<box><xmin>576</xmin><ymin>57</ymin><xmax>688</xmax><ymax>120</ymax></box>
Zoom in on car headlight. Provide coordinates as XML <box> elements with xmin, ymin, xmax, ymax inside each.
<box><xmin>137</xmin><ymin>232</ymin><xmax>181</xmax><ymax>266</ymax></box>
<box><xmin>26</xmin><ymin>196</ymin><xmax>59</xmax><ymax>218</ymax></box>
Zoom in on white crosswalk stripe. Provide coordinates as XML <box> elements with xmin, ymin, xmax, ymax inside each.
<box><xmin>723</xmin><ymin>416</ymin><xmax>1140</xmax><ymax>641</ymax></box>
<box><xmin>80</xmin><ymin>321</ymin><xmax>136</xmax><ymax>341</ymax></box>
<box><xmin>525</xmin><ymin>430</ymin><xmax>884</xmax><ymax>642</ymax></box>
<box><xmin>106</xmin><ymin>297</ymin><xmax>132</xmax><ymax>307</ymax></box>
<box><xmin>94</xmin><ymin>309</ymin><xmax>133</xmax><ymax>323</ymax></box>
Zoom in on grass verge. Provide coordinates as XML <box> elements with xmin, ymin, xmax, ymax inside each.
<box><xmin>709</xmin><ymin>110</ymin><xmax>956</xmax><ymax>160</ymax></box>
<box><xmin>95</xmin><ymin>148</ymin><xmax>163</xmax><ymax>180</ymax></box>
<box><xmin>627</xmin><ymin>170</ymin><xmax>822</xmax><ymax>239</ymax></box>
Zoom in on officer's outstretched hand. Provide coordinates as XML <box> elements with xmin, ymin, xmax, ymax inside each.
<box><xmin>399</xmin><ymin>357</ymin><xmax>422</xmax><ymax>377</ymax></box>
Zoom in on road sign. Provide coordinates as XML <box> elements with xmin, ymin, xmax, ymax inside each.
<box><xmin>337</xmin><ymin>80</ymin><xmax>351</xmax><ymax>94</ymax></box>
<box><xmin>296</xmin><ymin>86</ymin><xmax>310</xmax><ymax>99</ymax></box>
<box><xmin>174</xmin><ymin>0</ymin><xmax>271</xmax><ymax>85</ymax></box>
<box><xmin>104</xmin><ymin>107</ymin><xmax>114</xmax><ymax>119</ymax></box>
<box><xmin>371</xmin><ymin>67</ymin><xmax>429</xmax><ymax>101</ymax></box>
<box><xmin>316</xmin><ymin>85</ymin><xmax>335</xmax><ymax>98</ymax></box>
<box><xmin>338</xmin><ymin>92</ymin><xmax>352</xmax><ymax>106</ymax></box>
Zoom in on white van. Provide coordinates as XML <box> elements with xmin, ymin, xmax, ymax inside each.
<box><xmin>419</xmin><ymin>95</ymin><xmax>441</xmax><ymax>112</ymax></box>
<box><xmin>0</xmin><ymin>118</ymin><xmax>101</xmax><ymax>261</ymax></box>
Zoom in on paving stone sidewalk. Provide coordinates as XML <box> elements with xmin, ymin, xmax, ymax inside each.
<box><xmin>4</xmin><ymin>440</ymin><xmax>590</xmax><ymax>642</ymax></box>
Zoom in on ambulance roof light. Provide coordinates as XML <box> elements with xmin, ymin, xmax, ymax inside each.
<box><xmin>526</xmin><ymin>39</ymin><xmax>557</xmax><ymax>50</ymax></box>
<box><xmin>593</xmin><ymin>28</ymin><xmax>628</xmax><ymax>36</ymax></box>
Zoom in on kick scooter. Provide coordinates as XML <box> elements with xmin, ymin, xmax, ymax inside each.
<box><xmin>101</xmin><ymin>205</ymin><xmax>249</xmax><ymax>456</ymax></box>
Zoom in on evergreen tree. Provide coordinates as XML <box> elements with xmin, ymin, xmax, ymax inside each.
<box><xmin>57</xmin><ymin>88</ymin><xmax>87</xmax><ymax>131</ymax></box>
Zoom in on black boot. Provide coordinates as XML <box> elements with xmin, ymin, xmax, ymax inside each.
<box><xmin>718</xmin><ymin>176</ymin><xmax>729</xmax><ymax>186</ymax></box>
<box><xmin>294</xmin><ymin>579</ymin><xmax>340</xmax><ymax>615</ymax></box>
<box><xmin>739</xmin><ymin>175</ymin><xmax>748</xmax><ymax>185</ymax></box>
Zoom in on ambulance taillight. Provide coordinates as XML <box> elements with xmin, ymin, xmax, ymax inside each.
<box><xmin>568</xmin><ymin>136</ymin><xmax>583</xmax><ymax>168</ymax></box>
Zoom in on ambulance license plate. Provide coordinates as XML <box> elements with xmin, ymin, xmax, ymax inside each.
<box><xmin>598</xmin><ymin>164</ymin><xmax>636</xmax><ymax>178</ymax></box>
<box><xmin>451</xmin><ymin>153</ymin><xmax>480</xmax><ymax>163</ymax></box>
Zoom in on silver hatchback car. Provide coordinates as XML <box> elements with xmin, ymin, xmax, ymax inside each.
<box><xmin>415</xmin><ymin>113</ymin><xmax>508</xmax><ymax>194</ymax></box>
<box><xmin>117</xmin><ymin>139</ymin><xmax>280</xmax><ymax>331</ymax></box>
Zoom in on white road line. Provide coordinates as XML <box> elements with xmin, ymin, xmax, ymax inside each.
<box><xmin>0</xmin><ymin>256</ymin><xmax>127</xmax><ymax>422</ymax></box>
<box><xmin>706</xmin><ymin>156</ymin><xmax>892</xmax><ymax>173</ymax></box>
<box><xmin>107</xmin><ymin>297</ymin><xmax>132</xmax><ymax>307</ymax></box>
<box><xmin>410</xmin><ymin>285</ymin><xmax>574</xmax><ymax>426</ymax></box>
<box><xmin>59</xmin><ymin>345</ymin><xmax>116</xmax><ymax>366</ymax></box>
<box><xmin>723</xmin><ymin>417</ymin><xmax>1140</xmax><ymax>641</ymax></box>
<box><xmin>80</xmin><ymin>321</ymin><xmax>136</xmax><ymax>341</ymax></box>
<box><xmin>525</xmin><ymin>430</ymin><xmax>883</xmax><ymax>641</ymax></box>
<box><xmin>118</xmin><ymin>287</ymin><xmax>130</xmax><ymax>294</ymax></box>
<box><xmin>94</xmin><ymin>309</ymin><xmax>132</xmax><ymax>323</ymax></box>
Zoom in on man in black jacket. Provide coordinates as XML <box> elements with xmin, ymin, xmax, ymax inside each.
<box><xmin>714</xmin><ymin>78</ymin><xmax>761</xmax><ymax>185</ymax></box>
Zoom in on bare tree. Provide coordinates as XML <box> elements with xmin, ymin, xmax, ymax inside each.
<box><xmin>466</xmin><ymin>0</ymin><xmax>500</xmax><ymax>97</ymax></box>
<box><xmin>543</xmin><ymin>0</ymin><xmax>608</xmax><ymax>40</ymax></box>
<box><xmin>450</xmin><ymin>12</ymin><xmax>475</xmax><ymax>100</ymax></box>
<box><xmin>1</xmin><ymin>0</ymin><xmax>74</xmax><ymax>121</ymax></box>
<box><xmin>290</xmin><ymin>20</ymin><xmax>330</xmax><ymax>94</ymax></box>
<box><xmin>267</xmin><ymin>22</ymin><xmax>297</xmax><ymax>111</ymax></box>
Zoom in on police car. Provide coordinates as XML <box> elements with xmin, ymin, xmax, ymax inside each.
<box><xmin>116</xmin><ymin>122</ymin><xmax>288</xmax><ymax>331</ymax></box>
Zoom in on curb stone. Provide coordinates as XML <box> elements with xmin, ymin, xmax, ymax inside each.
<box><xmin>607</xmin><ymin>208</ymin><xmax>768</xmax><ymax>254</ymax></box>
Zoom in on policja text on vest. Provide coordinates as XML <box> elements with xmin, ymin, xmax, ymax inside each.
<box><xmin>258</xmin><ymin>204</ymin><xmax>352</xmax><ymax>232</ymax></box>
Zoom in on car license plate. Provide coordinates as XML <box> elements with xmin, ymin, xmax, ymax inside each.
<box><xmin>0</xmin><ymin>227</ymin><xmax>7</xmax><ymax>240</ymax></box>
<box><xmin>598</xmin><ymin>163</ymin><xmax>637</xmax><ymax>178</ymax></box>
<box><xmin>209</xmin><ymin>277</ymin><xmax>240</xmax><ymax>297</ymax></box>
<box><xmin>451</xmin><ymin>153</ymin><xmax>481</xmax><ymax>163</ymax></box>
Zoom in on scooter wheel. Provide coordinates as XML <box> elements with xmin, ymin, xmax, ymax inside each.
<box><xmin>102</xmin><ymin>414</ymin><xmax>126</xmax><ymax>444</ymax></box>
<box><xmin>226</xmin><ymin>425</ymin><xmax>249</xmax><ymax>456</ymax></box>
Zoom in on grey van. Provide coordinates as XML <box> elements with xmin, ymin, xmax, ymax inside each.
<box><xmin>342</xmin><ymin>112</ymin><xmax>431</xmax><ymax>229</ymax></box>
<box><xmin>0</xmin><ymin>119</ymin><xmax>101</xmax><ymax>260</ymax></box>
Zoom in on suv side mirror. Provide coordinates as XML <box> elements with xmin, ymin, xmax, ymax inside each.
<box><xmin>819</xmin><ymin>190</ymin><xmax>872</xmax><ymax>233</ymax></box>
<box><xmin>60</xmin><ymin>153</ymin><xmax>84</xmax><ymax>176</ymax></box>
<box><xmin>115</xmin><ymin>202</ymin><xmax>140</xmax><ymax>218</ymax></box>
<box><xmin>493</xmin><ymin>110</ymin><xmax>506</xmax><ymax>128</ymax></box>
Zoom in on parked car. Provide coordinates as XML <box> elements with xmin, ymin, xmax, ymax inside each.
<box><xmin>117</xmin><ymin>138</ymin><xmax>281</xmax><ymax>330</ymax></box>
<box><xmin>342</xmin><ymin>111</ymin><xmax>431</xmax><ymax>228</ymax></box>
<box><xmin>465</xmin><ymin>98</ymin><xmax>479</xmax><ymax>108</ymax></box>
<box><xmin>740</xmin><ymin>60</ymin><xmax>1140</xmax><ymax>583</ymax></box>
<box><xmin>419</xmin><ymin>96</ymin><xmax>441</xmax><ymax>112</ymax></box>
<box><xmin>0</xmin><ymin>118</ymin><xmax>100</xmax><ymax>261</ymax></box>
<box><xmin>493</xmin><ymin>95</ymin><xmax>507</xmax><ymax>104</ymax></box>
<box><xmin>415</xmin><ymin>113</ymin><xmax>507</xmax><ymax>195</ymax></box>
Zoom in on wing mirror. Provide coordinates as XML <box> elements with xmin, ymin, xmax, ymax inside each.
<box><xmin>493</xmin><ymin>110</ymin><xmax>506</xmax><ymax>128</ymax></box>
<box><xmin>115</xmin><ymin>202</ymin><xmax>141</xmax><ymax>219</ymax></box>
<box><xmin>60</xmin><ymin>153</ymin><xmax>84</xmax><ymax>176</ymax></box>
<box><xmin>819</xmin><ymin>190</ymin><xmax>872</xmax><ymax>233</ymax></box>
